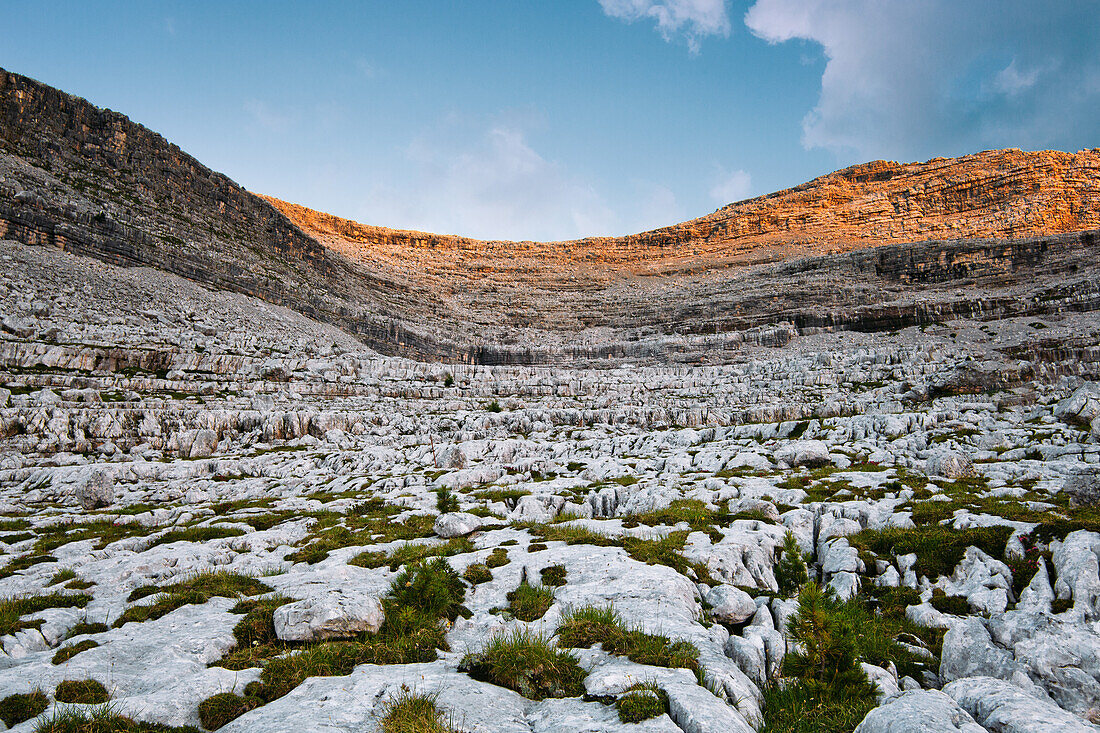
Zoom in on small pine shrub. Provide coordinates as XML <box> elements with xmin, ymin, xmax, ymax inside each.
<box><xmin>460</xmin><ymin>628</ymin><xmax>585</xmax><ymax>700</ymax></box>
<box><xmin>0</xmin><ymin>690</ymin><xmax>48</xmax><ymax>728</ymax></box>
<box><xmin>775</xmin><ymin>532</ymin><xmax>808</xmax><ymax>597</ymax></box>
<box><xmin>387</xmin><ymin>558</ymin><xmax>468</xmax><ymax>621</ymax></box>
<box><xmin>54</xmin><ymin>679</ymin><xmax>110</xmax><ymax>704</ymax></box>
<box><xmin>486</xmin><ymin>400</ymin><xmax>502</xmax><ymax>413</ymax></box>
<box><xmin>198</xmin><ymin>692</ymin><xmax>262</xmax><ymax>730</ymax></box>
<box><xmin>783</xmin><ymin>583</ymin><xmax>876</xmax><ymax>693</ymax></box>
<box><xmin>435</xmin><ymin>488</ymin><xmax>459</xmax><ymax>514</ymax></box>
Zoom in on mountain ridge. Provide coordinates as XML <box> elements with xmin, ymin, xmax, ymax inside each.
<box><xmin>1</xmin><ymin>66</ymin><xmax>1099</xmax><ymax>364</ymax></box>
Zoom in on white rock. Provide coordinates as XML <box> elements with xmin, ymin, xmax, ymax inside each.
<box><xmin>853</xmin><ymin>690</ymin><xmax>987</xmax><ymax>733</ymax></box>
<box><xmin>74</xmin><ymin>467</ymin><xmax>114</xmax><ymax>509</ymax></box>
<box><xmin>925</xmin><ymin>451</ymin><xmax>976</xmax><ymax>479</ymax></box>
<box><xmin>433</xmin><ymin>512</ymin><xmax>484</xmax><ymax>538</ymax></box>
<box><xmin>944</xmin><ymin>676</ymin><xmax>1098</xmax><ymax>733</ymax></box>
<box><xmin>706</xmin><ymin>585</ymin><xmax>757</xmax><ymax>624</ymax></box>
<box><xmin>773</xmin><ymin>440</ymin><xmax>830</xmax><ymax>468</ymax></box>
<box><xmin>273</xmin><ymin>591</ymin><xmax>384</xmax><ymax>642</ymax></box>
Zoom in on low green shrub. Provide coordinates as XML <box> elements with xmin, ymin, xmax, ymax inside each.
<box><xmin>617</xmin><ymin>683</ymin><xmax>667</xmax><ymax>723</ymax></box>
<box><xmin>115</xmin><ymin>572</ymin><xmax>271</xmax><ymax>627</ymax></box>
<box><xmin>463</xmin><ymin>563</ymin><xmax>493</xmax><ymax>584</ymax></box>
<box><xmin>0</xmin><ymin>690</ymin><xmax>48</xmax><ymax>728</ymax></box>
<box><xmin>349</xmin><ymin>537</ymin><xmax>474</xmax><ymax>571</ymax></box>
<box><xmin>252</xmin><ymin>560</ymin><xmax>466</xmax><ymax>701</ymax></box>
<box><xmin>213</xmin><ymin>595</ymin><xmax>296</xmax><ymax>670</ymax></box>
<box><xmin>197</xmin><ymin>692</ymin><xmax>262</xmax><ymax>730</ymax></box>
<box><xmin>380</xmin><ymin>689</ymin><xmax>457</xmax><ymax>733</ymax></box>
<box><xmin>540</xmin><ymin>565</ymin><xmax>567</xmax><ymax>587</ymax></box>
<box><xmin>557</xmin><ymin>605</ymin><xmax>698</xmax><ymax>670</ymax></box>
<box><xmin>146</xmin><ymin>526</ymin><xmax>244</xmax><ymax>550</ymax></box>
<box><xmin>485</xmin><ymin>548</ymin><xmax>510</xmax><ymax>569</ymax></box>
<box><xmin>929</xmin><ymin>589</ymin><xmax>970</xmax><ymax>615</ymax></box>
<box><xmin>507</xmin><ymin>581</ymin><xmax>554</xmax><ymax>621</ymax></box>
<box><xmin>460</xmin><ymin>628</ymin><xmax>585</xmax><ymax>700</ymax></box>
<box><xmin>850</xmin><ymin>526</ymin><xmax>1012</xmax><ymax>580</ymax></box>
<box><xmin>760</xmin><ymin>679</ymin><xmax>877</xmax><ymax>733</ymax></box>
<box><xmin>54</xmin><ymin>679</ymin><xmax>110</xmax><ymax>704</ymax></box>
<box><xmin>52</xmin><ymin>639</ymin><xmax>99</xmax><ymax>665</ymax></box>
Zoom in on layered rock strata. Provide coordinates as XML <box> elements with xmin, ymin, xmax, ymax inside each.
<box><xmin>3</xmin><ymin>67</ymin><xmax>1100</xmax><ymax>364</ymax></box>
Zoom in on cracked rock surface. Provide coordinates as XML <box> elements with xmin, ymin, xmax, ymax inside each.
<box><xmin>5</xmin><ymin>239</ymin><xmax>1100</xmax><ymax>731</ymax></box>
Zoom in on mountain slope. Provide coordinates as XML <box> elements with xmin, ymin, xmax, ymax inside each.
<box><xmin>2</xmin><ymin>67</ymin><xmax>1099</xmax><ymax>364</ymax></box>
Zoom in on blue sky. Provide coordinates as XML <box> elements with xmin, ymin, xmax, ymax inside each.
<box><xmin>5</xmin><ymin>1</ymin><xmax>1099</xmax><ymax>240</ymax></box>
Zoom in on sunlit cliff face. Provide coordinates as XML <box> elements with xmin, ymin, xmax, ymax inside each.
<box><xmin>266</xmin><ymin>147</ymin><xmax>1100</xmax><ymax>283</ymax></box>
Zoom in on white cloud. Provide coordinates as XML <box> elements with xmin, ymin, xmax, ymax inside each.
<box><xmin>600</xmin><ymin>0</ymin><xmax>730</xmax><ymax>52</ymax></box>
<box><xmin>994</xmin><ymin>59</ymin><xmax>1041</xmax><ymax>96</ymax></box>
<box><xmin>242</xmin><ymin>99</ymin><xmax>294</xmax><ymax>133</ymax></box>
<box><xmin>710</xmin><ymin>168</ymin><xmax>752</xmax><ymax>204</ymax></box>
<box><xmin>744</xmin><ymin>0</ymin><xmax>1100</xmax><ymax>160</ymax></box>
<box><xmin>357</xmin><ymin>120</ymin><xmax>618</xmax><ymax>241</ymax></box>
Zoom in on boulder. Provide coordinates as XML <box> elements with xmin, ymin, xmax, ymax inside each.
<box><xmin>706</xmin><ymin>585</ymin><xmax>757</xmax><ymax>624</ymax></box>
<box><xmin>773</xmin><ymin>440</ymin><xmax>830</xmax><ymax>468</ymax></box>
<box><xmin>1055</xmin><ymin>383</ymin><xmax>1100</xmax><ymax>426</ymax></box>
<box><xmin>944</xmin><ymin>676</ymin><xmax>1098</xmax><ymax>733</ymax></box>
<box><xmin>925</xmin><ymin>451</ymin><xmax>976</xmax><ymax>479</ymax></box>
<box><xmin>189</xmin><ymin>429</ymin><xmax>219</xmax><ymax>458</ymax></box>
<box><xmin>433</xmin><ymin>511</ymin><xmax>483</xmax><ymax>538</ymax></box>
<box><xmin>1064</xmin><ymin>469</ymin><xmax>1100</xmax><ymax>508</ymax></box>
<box><xmin>853</xmin><ymin>690</ymin><xmax>986</xmax><ymax>733</ymax></box>
<box><xmin>273</xmin><ymin>591</ymin><xmax>384</xmax><ymax>642</ymax></box>
<box><xmin>75</xmin><ymin>467</ymin><xmax>114</xmax><ymax>509</ymax></box>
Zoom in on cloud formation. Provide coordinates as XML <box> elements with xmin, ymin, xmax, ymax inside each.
<box><xmin>600</xmin><ymin>0</ymin><xmax>730</xmax><ymax>52</ymax></box>
<box><xmin>357</xmin><ymin>119</ymin><xmax>619</xmax><ymax>241</ymax></box>
<box><xmin>744</xmin><ymin>0</ymin><xmax>1100</xmax><ymax>161</ymax></box>
<box><xmin>710</xmin><ymin>168</ymin><xmax>752</xmax><ymax>204</ymax></box>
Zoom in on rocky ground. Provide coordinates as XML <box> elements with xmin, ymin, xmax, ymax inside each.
<box><xmin>4</xmin><ymin>239</ymin><xmax>1100</xmax><ymax>732</ymax></box>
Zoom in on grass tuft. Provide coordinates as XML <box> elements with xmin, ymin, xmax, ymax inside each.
<box><xmin>52</xmin><ymin>639</ymin><xmax>100</xmax><ymax>665</ymax></box>
<box><xmin>0</xmin><ymin>592</ymin><xmax>93</xmax><ymax>637</ymax></box>
<box><xmin>197</xmin><ymin>693</ymin><xmax>262</xmax><ymax>730</ymax></box>
<box><xmin>115</xmin><ymin>572</ymin><xmax>271</xmax><ymax>627</ymax></box>
<box><xmin>460</xmin><ymin>628</ymin><xmax>585</xmax><ymax>700</ymax></box>
<box><xmin>54</xmin><ymin>679</ymin><xmax>110</xmax><ymax>705</ymax></box>
<box><xmin>380</xmin><ymin>689</ymin><xmax>458</xmax><ymax>733</ymax></box>
<box><xmin>617</xmin><ymin>683</ymin><xmax>668</xmax><ymax>723</ymax></box>
<box><xmin>539</xmin><ymin>565</ymin><xmax>567</xmax><ymax>587</ymax></box>
<box><xmin>557</xmin><ymin>604</ymin><xmax>698</xmax><ymax>670</ymax></box>
<box><xmin>0</xmin><ymin>690</ymin><xmax>48</xmax><ymax>728</ymax></box>
<box><xmin>507</xmin><ymin>580</ymin><xmax>554</xmax><ymax>621</ymax></box>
